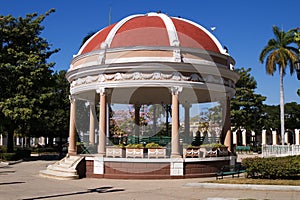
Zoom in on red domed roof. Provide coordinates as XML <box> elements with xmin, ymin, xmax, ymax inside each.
<box><xmin>78</xmin><ymin>12</ymin><xmax>225</xmax><ymax>55</ymax></box>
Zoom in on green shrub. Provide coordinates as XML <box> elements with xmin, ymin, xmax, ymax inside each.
<box><xmin>0</xmin><ymin>148</ymin><xmax>32</xmax><ymax>161</ymax></box>
<box><xmin>16</xmin><ymin>148</ymin><xmax>31</xmax><ymax>158</ymax></box>
<box><xmin>145</xmin><ymin>142</ymin><xmax>161</xmax><ymax>148</ymax></box>
<box><xmin>201</xmin><ymin>143</ymin><xmax>226</xmax><ymax>148</ymax></box>
<box><xmin>0</xmin><ymin>153</ymin><xmax>18</xmax><ymax>161</ymax></box>
<box><xmin>0</xmin><ymin>146</ymin><xmax>7</xmax><ymax>153</ymax></box>
<box><xmin>126</xmin><ymin>143</ymin><xmax>144</xmax><ymax>148</ymax></box>
<box><xmin>31</xmin><ymin>147</ymin><xmax>57</xmax><ymax>154</ymax></box>
<box><xmin>242</xmin><ymin>156</ymin><xmax>300</xmax><ymax>179</ymax></box>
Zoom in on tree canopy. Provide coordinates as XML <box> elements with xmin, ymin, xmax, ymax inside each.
<box><xmin>230</xmin><ymin>68</ymin><xmax>266</xmax><ymax>133</ymax></box>
<box><xmin>0</xmin><ymin>9</ymin><xmax>60</xmax><ymax>152</ymax></box>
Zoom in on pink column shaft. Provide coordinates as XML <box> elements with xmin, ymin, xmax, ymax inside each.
<box><xmin>98</xmin><ymin>92</ymin><xmax>106</xmax><ymax>156</ymax></box>
<box><xmin>68</xmin><ymin>97</ymin><xmax>77</xmax><ymax>155</ymax></box>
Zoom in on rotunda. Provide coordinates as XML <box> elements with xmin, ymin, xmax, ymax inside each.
<box><xmin>65</xmin><ymin>12</ymin><xmax>239</xmax><ymax>179</ymax></box>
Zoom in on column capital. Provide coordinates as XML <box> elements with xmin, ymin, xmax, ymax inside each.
<box><xmin>69</xmin><ymin>95</ymin><xmax>76</xmax><ymax>103</ymax></box>
<box><xmin>182</xmin><ymin>102</ymin><xmax>192</xmax><ymax>109</ymax></box>
<box><xmin>170</xmin><ymin>86</ymin><xmax>183</xmax><ymax>95</ymax></box>
<box><xmin>96</xmin><ymin>87</ymin><xmax>106</xmax><ymax>95</ymax></box>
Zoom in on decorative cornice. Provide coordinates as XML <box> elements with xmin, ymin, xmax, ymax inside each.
<box><xmin>70</xmin><ymin>71</ymin><xmax>234</xmax><ymax>89</ymax></box>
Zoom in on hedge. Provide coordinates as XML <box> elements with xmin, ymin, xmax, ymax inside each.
<box><xmin>0</xmin><ymin>153</ymin><xmax>18</xmax><ymax>161</ymax></box>
<box><xmin>0</xmin><ymin>148</ymin><xmax>31</xmax><ymax>161</ymax></box>
<box><xmin>242</xmin><ymin>156</ymin><xmax>300</xmax><ymax>179</ymax></box>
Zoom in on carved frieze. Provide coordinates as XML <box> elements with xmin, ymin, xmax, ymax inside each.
<box><xmin>70</xmin><ymin>71</ymin><xmax>234</xmax><ymax>89</ymax></box>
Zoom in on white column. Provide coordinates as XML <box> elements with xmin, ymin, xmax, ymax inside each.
<box><xmin>170</xmin><ymin>86</ymin><xmax>182</xmax><ymax>158</ymax></box>
<box><xmin>295</xmin><ymin>129</ymin><xmax>300</xmax><ymax>145</ymax></box>
<box><xmin>40</xmin><ymin>137</ymin><xmax>45</xmax><ymax>146</ymax></box>
<box><xmin>251</xmin><ymin>131</ymin><xmax>255</xmax><ymax>143</ymax></box>
<box><xmin>272</xmin><ymin>130</ymin><xmax>277</xmax><ymax>145</ymax></box>
<box><xmin>16</xmin><ymin>136</ymin><xmax>20</xmax><ymax>146</ymax></box>
<box><xmin>262</xmin><ymin>130</ymin><xmax>267</xmax><ymax>145</ymax></box>
<box><xmin>285</xmin><ymin>132</ymin><xmax>289</xmax><ymax>144</ymax></box>
<box><xmin>0</xmin><ymin>134</ymin><xmax>3</xmax><ymax>146</ymax></box>
<box><xmin>242</xmin><ymin>129</ymin><xmax>247</xmax><ymax>146</ymax></box>
<box><xmin>97</xmin><ymin>87</ymin><xmax>106</xmax><ymax>156</ymax></box>
<box><xmin>233</xmin><ymin>131</ymin><xmax>237</xmax><ymax>145</ymax></box>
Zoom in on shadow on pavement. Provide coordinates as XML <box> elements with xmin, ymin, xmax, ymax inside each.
<box><xmin>22</xmin><ymin>186</ymin><xmax>125</xmax><ymax>200</ymax></box>
<box><xmin>0</xmin><ymin>170</ymin><xmax>16</xmax><ymax>175</ymax></box>
<box><xmin>0</xmin><ymin>181</ymin><xmax>25</xmax><ymax>185</ymax></box>
<box><xmin>24</xmin><ymin>155</ymin><xmax>63</xmax><ymax>161</ymax></box>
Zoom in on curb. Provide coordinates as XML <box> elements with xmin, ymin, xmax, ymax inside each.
<box><xmin>0</xmin><ymin>159</ymin><xmax>23</xmax><ymax>166</ymax></box>
<box><xmin>183</xmin><ymin>182</ymin><xmax>300</xmax><ymax>191</ymax></box>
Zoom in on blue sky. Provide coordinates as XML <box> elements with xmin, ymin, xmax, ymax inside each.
<box><xmin>1</xmin><ymin>0</ymin><xmax>300</xmax><ymax>106</ymax></box>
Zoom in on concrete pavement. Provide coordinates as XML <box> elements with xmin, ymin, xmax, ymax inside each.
<box><xmin>1</xmin><ymin>159</ymin><xmax>300</xmax><ymax>200</ymax></box>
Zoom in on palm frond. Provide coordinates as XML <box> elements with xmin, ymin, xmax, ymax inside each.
<box><xmin>266</xmin><ymin>53</ymin><xmax>276</xmax><ymax>75</ymax></box>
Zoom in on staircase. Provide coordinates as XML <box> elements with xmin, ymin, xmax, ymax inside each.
<box><xmin>39</xmin><ymin>155</ymin><xmax>84</xmax><ymax>180</ymax></box>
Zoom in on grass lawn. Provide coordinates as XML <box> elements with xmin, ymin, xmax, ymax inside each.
<box><xmin>206</xmin><ymin>177</ymin><xmax>300</xmax><ymax>186</ymax></box>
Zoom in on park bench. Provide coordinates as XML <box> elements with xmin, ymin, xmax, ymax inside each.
<box><xmin>235</xmin><ymin>146</ymin><xmax>251</xmax><ymax>153</ymax></box>
<box><xmin>216</xmin><ymin>164</ymin><xmax>246</xmax><ymax>180</ymax></box>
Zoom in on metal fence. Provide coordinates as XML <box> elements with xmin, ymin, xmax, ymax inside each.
<box><xmin>262</xmin><ymin>145</ymin><xmax>300</xmax><ymax>157</ymax></box>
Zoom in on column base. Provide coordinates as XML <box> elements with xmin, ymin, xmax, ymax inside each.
<box><xmin>97</xmin><ymin>153</ymin><xmax>106</xmax><ymax>157</ymax></box>
<box><xmin>68</xmin><ymin>150</ymin><xmax>77</xmax><ymax>156</ymax></box>
<box><xmin>171</xmin><ymin>154</ymin><xmax>182</xmax><ymax>158</ymax></box>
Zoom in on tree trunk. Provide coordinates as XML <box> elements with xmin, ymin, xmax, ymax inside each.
<box><xmin>134</xmin><ymin>104</ymin><xmax>140</xmax><ymax>136</ymax></box>
<box><xmin>280</xmin><ymin>66</ymin><xmax>285</xmax><ymax>145</ymax></box>
<box><xmin>7</xmin><ymin>128</ymin><xmax>14</xmax><ymax>153</ymax></box>
<box><xmin>166</xmin><ymin>105</ymin><xmax>169</xmax><ymax>136</ymax></box>
<box><xmin>153</xmin><ymin>105</ymin><xmax>157</xmax><ymax>135</ymax></box>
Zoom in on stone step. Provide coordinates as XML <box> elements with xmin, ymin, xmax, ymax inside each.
<box><xmin>39</xmin><ymin>170</ymin><xmax>79</xmax><ymax>180</ymax></box>
<box><xmin>39</xmin><ymin>155</ymin><xmax>83</xmax><ymax>180</ymax></box>
<box><xmin>47</xmin><ymin>165</ymin><xmax>77</xmax><ymax>173</ymax></box>
<box><xmin>61</xmin><ymin>156</ymin><xmax>81</xmax><ymax>165</ymax></box>
<box><xmin>57</xmin><ymin>162</ymin><xmax>73</xmax><ymax>168</ymax></box>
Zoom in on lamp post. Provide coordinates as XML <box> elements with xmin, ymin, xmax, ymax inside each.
<box><xmin>294</xmin><ymin>60</ymin><xmax>300</xmax><ymax>80</ymax></box>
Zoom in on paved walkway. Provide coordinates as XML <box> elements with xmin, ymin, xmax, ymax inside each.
<box><xmin>1</xmin><ymin>159</ymin><xmax>299</xmax><ymax>200</ymax></box>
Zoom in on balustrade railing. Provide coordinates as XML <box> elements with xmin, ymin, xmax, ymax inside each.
<box><xmin>262</xmin><ymin>145</ymin><xmax>300</xmax><ymax>157</ymax></box>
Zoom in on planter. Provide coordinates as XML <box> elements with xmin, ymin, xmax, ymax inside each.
<box><xmin>106</xmin><ymin>146</ymin><xmax>125</xmax><ymax>158</ymax></box>
<box><xmin>147</xmin><ymin>147</ymin><xmax>166</xmax><ymax>158</ymax></box>
<box><xmin>183</xmin><ymin>147</ymin><xmax>201</xmax><ymax>158</ymax></box>
<box><xmin>203</xmin><ymin>147</ymin><xmax>218</xmax><ymax>157</ymax></box>
<box><xmin>218</xmin><ymin>146</ymin><xmax>229</xmax><ymax>156</ymax></box>
<box><xmin>126</xmin><ymin>148</ymin><xmax>144</xmax><ymax>158</ymax></box>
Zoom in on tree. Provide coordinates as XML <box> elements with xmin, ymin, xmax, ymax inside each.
<box><xmin>47</xmin><ymin>70</ymin><xmax>70</xmax><ymax>147</ymax></box>
<box><xmin>285</xmin><ymin>102</ymin><xmax>300</xmax><ymax>131</ymax></box>
<box><xmin>259</xmin><ymin>26</ymin><xmax>298</xmax><ymax>145</ymax></box>
<box><xmin>261</xmin><ymin>104</ymin><xmax>280</xmax><ymax>131</ymax></box>
<box><xmin>293</xmin><ymin>29</ymin><xmax>300</xmax><ymax>94</ymax></box>
<box><xmin>0</xmin><ymin>9</ymin><xmax>59</xmax><ymax>152</ymax></box>
<box><xmin>230</xmin><ymin>68</ymin><xmax>266</xmax><ymax>134</ymax></box>
<box><xmin>263</xmin><ymin>102</ymin><xmax>300</xmax><ymax>133</ymax></box>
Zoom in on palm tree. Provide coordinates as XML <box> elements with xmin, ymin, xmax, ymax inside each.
<box><xmin>259</xmin><ymin>26</ymin><xmax>298</xmax><ymax>145</ymax></box>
